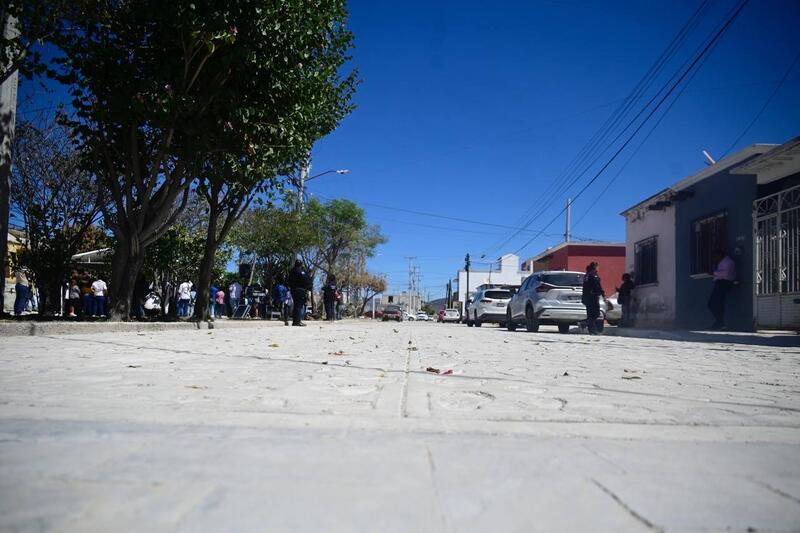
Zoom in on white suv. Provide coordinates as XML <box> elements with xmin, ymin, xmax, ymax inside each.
<box><xmin>466</xmin><ymin>288</ymin><xmax>514</xmax><ymax>327</ymax></box>
<box><xmin>506</xmin><ymin>271</ymin><xmax>607</xmax><ymax>334</ymax></box>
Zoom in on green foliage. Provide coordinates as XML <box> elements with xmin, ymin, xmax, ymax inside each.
<box><xmin>231</xmin><ymin>197</ymin><xmax>386</xmax><ymax>290</ymax></box>
<box><xmin>30</xmin><ymin>0</ymin><xmax>357</xmax><ymax>318</ymax></box>
<box><xmin>141</xmin><ymin>225</ymin><xmax>229</xmax><ymax>285</ymax></box>
<box><xmin>10</xmin><ymin>117</ymin><xmax>101</xmax><ymax>314</ymax></box>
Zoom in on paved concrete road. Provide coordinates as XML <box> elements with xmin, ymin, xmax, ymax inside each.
<box><xmin>1</xmin><ymin>321</ymin><xmax>799</xmax><ymax>532</ymax></box>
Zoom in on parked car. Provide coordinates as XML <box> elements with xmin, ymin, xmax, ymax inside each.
<box><xmin>363</xmin><ymin>309</ymin><xmax>384</xmax><ymax>319</ymax></box>
<box><xmin>466</xmin><ymin>287</ymin><xmax>514</xmax><ymax>327</ymax></box>
<box><xmin>441</xmin><ymin>308</ymin><xmax>461</xmax><ymax>323</ymax></box>
<box><xmin>416</xmin><ymin>311</ymin><xmax>431</xmax><ymax>321</ymax></box>
<box><xmin>382</xmin><ymin>305</ymin><xmax>403</xmax><ymax>322</ymax></box>
<box><xmin>506</xmin><ymin>271</ymin><xmax>607</xmax><ymax>334</ymax></box>
<box><xmin>605</xmin><ymin>293</ymin><xmax>621</xmax><ymax>326</ymax></box>
<box><xmin>403</xmin><ymin>311</ymin><xmax>415</xmax><ymax>321</ymax></box>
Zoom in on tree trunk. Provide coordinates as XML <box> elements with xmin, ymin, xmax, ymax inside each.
<box><xmin>108</xmin><ymin>240</ymin><xmax>144</xmax><ymax>321</ymax></box>
<box><xmin>194</xmin><ymin>207</ymin><xmax>219</xmax><ymax>321</ymax></box>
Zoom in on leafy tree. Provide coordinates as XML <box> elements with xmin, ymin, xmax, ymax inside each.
<box><xmin>191</xmin><ymin>1</ymin><xmax>357</xmax><ymax>319</ymax></box>
<box><xmin>303</xmin><ymin>198</ymin><xmax>385</xmax><ymax>278</ymax></box>
<box><xmin>10</xmin><ymin>116</ymin><xmax>101</xmax><ymax>314</ymax></box>
<box><xmin>39</xmin><ymin>0</ymin><xmax>356</xmax><ymax>319</ymax></box>
<box><xmin>230</xmin><ymin>204</ymin><xmax>318</xmax><ymax>286</ymax></box>
<box><xmin>349</xmin><ymin>271</ymin><xmax>387</xmax><ymax>315</ymax></box>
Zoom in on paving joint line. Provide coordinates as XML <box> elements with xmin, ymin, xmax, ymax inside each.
<box><xmin>592</xmin><ymin>478</ymin><xmax>663</xmax><ymax>531</ymax></box>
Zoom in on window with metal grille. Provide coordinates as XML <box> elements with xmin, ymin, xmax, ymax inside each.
<box><xmin>692</xmin><ymin>211</ymin><xmax>728</xmax><ymax>275</ymax></box>
<box><xmin>634</xmin><ymin>236</ymin><xmax>658</xmax><ymax>285</ymax></box>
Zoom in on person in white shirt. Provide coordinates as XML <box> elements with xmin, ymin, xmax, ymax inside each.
<box><xmin>91</xmin><ymin>278</ymin><xmax>108</xmax><ymax>317</ymax></box>
<box><xmin>177</xmin><ymin>280</ymin><xmax>193</xmax><ymax>318</ymax></box>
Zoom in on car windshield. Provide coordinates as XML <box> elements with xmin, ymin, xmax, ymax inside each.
<box><xmin>541</xmin><ymin>273</ymin><xmax>584</xmax><ymax>287</ymax></box>
<box><xmin>484</xmin><ymin>290</ymin><xmax>511</xmax><ymax>299</ymax></box>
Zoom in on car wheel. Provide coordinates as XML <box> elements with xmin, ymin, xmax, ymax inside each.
<box><xmin>506</xmin><ymin>309</ymin><xmax>517</xmax><ymax>331</ymax></box>
<box><xmin>558</xmin><ymin>323</ymin><xmax>570</xmax><ymax>334</ymax></box>
<box><xmin>525</xmin><ymin>306</ymin><xmax>539</xmax><ymax>332</ymax></box>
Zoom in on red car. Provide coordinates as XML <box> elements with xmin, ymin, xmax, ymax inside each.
<box><xmin>381</xmin><ymin>305</ymin><xmax>403</xmax><ymax>322</ymax></box>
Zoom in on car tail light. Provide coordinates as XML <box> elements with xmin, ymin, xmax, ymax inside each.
<box><xmin>480</xmin><ymin>299</ymin><xmax>491</xmax><ymax>303</ymax></box>
<box><xmin>536</xmin><ymin>283</ymin><xmax>554</xmax><ymax>293</ymax></box>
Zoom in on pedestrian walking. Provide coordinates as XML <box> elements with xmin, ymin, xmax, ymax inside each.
<box><xmin>616</xmin><ymin>273</ymin><xmax>635</xmax><ymax>327</ymax></box>
<box><xmin>581</xmin><ymin>262</ymin><xmax>605</xmax><ymax>335</ymax></box>
<box><xmin>708</xmin><ymin>249</ymin><xmax>737</xmax><ymax>330</ymax></box>
<box><xmin>323</xmin><ymin>275</ymin><xmax>337</xmax><ymax>321</ymax></box>
<box><xmin>91</xmin><ymin>277</ymin><xmax>108</xmax><ymax>317</ymax></box>
<box><xmin>80</xmin><ymin>272</ymin><xmax>93</xmax><ymax>317</ymax></box>
<box><xmin>13</xmin><ymin>269</ymin><xmax>29</xmax><ymax>316</ymax></box>
<box><xmin>68</xmin><ymin>277</ymin><xmax>81</xmax><ymax>317</ymax></box>
<box><xmin>177</xmin><ymin>280</ymin><xmax>192</xmax><ymax>318</ymax></box>
<box><xmin>288</xmin><ymin>260</ymin><xmax>312</xmax><ymax>327</ymax></box>
<box><xmin>215</xmin><ymin>288</ymin><xmax>226</xmax><ymax>318</ymax></box>
<box><xmin>336</xmin><ymin>289</ymin><xmax>344</xmax><ymax>320</ymax></box>
<box><xmin>209</xmin><ymin>284</ymin><xmax>218</xmax><ymax>318</ymax></box>
<box><xmin>272</xmin><ymin>280</ymin><xmax>290</xmax><ymax>326</ymax></box>
<box><xmin>228</xmin><ymin>280</ymin><xmax>243</xmax><ymax>316</ymax></box>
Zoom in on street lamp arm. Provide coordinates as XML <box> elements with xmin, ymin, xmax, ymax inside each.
<box><xmin>306</xmin><ymin>169</ymin><xmax>349</xmax><ymax>182</ymax></box>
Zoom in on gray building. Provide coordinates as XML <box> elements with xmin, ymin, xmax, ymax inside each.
<box><xmin>622</xmin><ymin>138</ymin><xmax>800</xmax><ymax>331</ymax></box>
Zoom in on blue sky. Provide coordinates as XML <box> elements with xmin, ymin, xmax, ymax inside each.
<box><xmin>17</xmin><ymin>0</ymin><xmax>800</xmax><ymax>299</ymax></box>
<box><xmin>306</xmin><ymin>0</ymin><xmax>800</xmax><ymax>298</ymax></box>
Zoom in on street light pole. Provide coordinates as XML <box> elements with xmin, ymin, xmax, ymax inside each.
<box><xmin>297</xmin><ymin>156</ymin><xmax>309</xmax><ymax>210</ymax></box>
<box><xmin>294</xmin><ymin>157</ymin><xmax>348</xmax><ymax>210</ymax></box>
<box><xmin>464</xmin><ymin>253</ymin><xmax>471</xmax><ymax>319</ymax></box>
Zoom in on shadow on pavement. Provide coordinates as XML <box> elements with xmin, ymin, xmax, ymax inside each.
<box><xmin>604</xmin><ymin>327</ymin><xmax>800</xmax><ymax>348</ymax></box>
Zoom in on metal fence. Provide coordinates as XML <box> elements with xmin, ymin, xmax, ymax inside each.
<box><xmin>754</xmin><ymin>184</ymin><xmax>800</xmax><ymax>328</ymax></box>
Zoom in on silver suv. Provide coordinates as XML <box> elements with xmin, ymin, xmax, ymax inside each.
<box><xmin>506</xmin><ymin>271</ymin><xmax>606</xmax><ymax>334</ymax></box>
<box><xmin>466</xmin><ymin>288</ymin><xmax>513</xmax><ymax>327</ymax></box>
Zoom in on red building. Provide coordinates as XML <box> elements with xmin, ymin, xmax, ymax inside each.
<box><xmin>521</xmin><ymin>242</ymin><xmax>626</xmax><ymax>295</ymax></box>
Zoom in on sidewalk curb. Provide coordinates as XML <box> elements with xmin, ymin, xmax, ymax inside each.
<box><xmin>0</xmin><ymin>319</ymin><xmax>287</xmax><ymax>337</ymax></box>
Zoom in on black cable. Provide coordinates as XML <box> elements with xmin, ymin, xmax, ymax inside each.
<box><xmin>513</xmin><ymin>0</ymin><xmax>750</xmax><ymax>255</ymax></box>
<box><xmin>482</xmin><ymin>0</ymin><xmax>713</xmax><ymax>256</ymax></box>
<box><xmin>571</xmin><ymin>14</ymin><xmax>728</xmax><ymax>229</ymax></box>
<box><xmin>719</xmin><ymin>48</ymin><xmax>800</xmax><ymax>159</ymax></box>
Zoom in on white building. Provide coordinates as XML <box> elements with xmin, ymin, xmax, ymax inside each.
<box><xmin>454</xmin><ymin>254</ymin><xmax>527</xmax><ymax>315</ymax></box>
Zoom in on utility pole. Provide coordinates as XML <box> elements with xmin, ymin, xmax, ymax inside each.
<box><xmin>405</xmin><ymin>256</ymin><xmax>415</xmax><ymax>314</ymax></box>
<box><xmin>464</xmin><ymin>253</ymin><xmax>471</xmax><ymax>317</ymax></box>
<box><xmin>0</xmin><ymin>13</ymin><xmax>19</xmax><ymax>316</ymax></box>
<box><xmin>565</xmin><ymin>198</ymin><xmax>571</xmax><ymax>243</ymax></box>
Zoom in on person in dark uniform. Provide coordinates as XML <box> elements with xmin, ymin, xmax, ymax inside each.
<box><xmin>582</xmin><ymin>262</ymin><xmax>605</xmax><ymax>335</ymax></box>
<box><xmin>322</xmin><ymin>275</ymin><xmax>337</xmax><ymax>321</ymax></box>
<box><xmin>288</xmin><ymin>260</ymin><xmax>312</xmax><ymax>326</ymax></box>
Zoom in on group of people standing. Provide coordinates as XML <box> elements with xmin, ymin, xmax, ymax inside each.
<box><xmin>65</xmin><ymin>272</ymin><xmax>108</xmax><ymax>318</ymax></box>
<box><xmin>581</xmin><ymin>248</ymin><xmax>737</xmax><ymax>333</ymax></box>
<box><xmin>322</xmin><ymin>275</ymin><xmax>344</xmax><ymax>322</ymax></box>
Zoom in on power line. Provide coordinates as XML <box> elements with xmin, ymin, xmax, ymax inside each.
<box><xmin>315</xmin><ymin>194</ymin><xmax>557</xmax><ymax>235</ymax></box>
<box><xmin>482</xmin><ymin>0</ymin><xmax>714</xmax><ymax>257</ymax></box>
<box><xmin>513</xmin><ymin>0</ymin><xmax>751</xmax><ymax>255</ymax></box>
<box><xmin>719</xmin><ymin>48</ymin><xmax>800</xmax><ymax>159</ymax></box>
<box><xmin>571</xmin><ymin>12</ymin><xmax>731</xmax><ymax>229</ymax></box>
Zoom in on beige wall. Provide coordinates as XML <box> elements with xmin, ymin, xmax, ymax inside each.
<box><xmin>625</xmin><ymin>203</ymin><xmax>676</xmax><ymax>328</ymax></box>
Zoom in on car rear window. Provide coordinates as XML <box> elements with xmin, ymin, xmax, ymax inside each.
<box><xmin>541</xmin><ymin>273</ymin><xmax>584</xmax><ymax>287</ymax></box>
<box><xmin>484</xmin><ymin>290</ymin><xmax>511</xmax><ymax>299</ymax></box>
<box><xmin>385</xmin><ymin>306</ymin><xmax>401</xmax><ymax>312</ymax></box>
